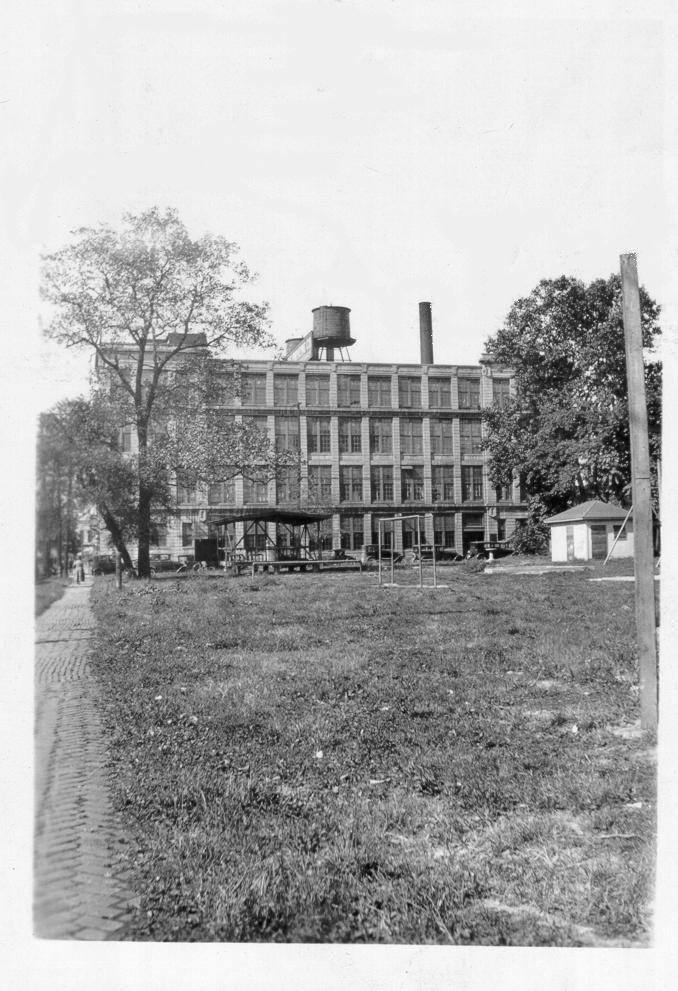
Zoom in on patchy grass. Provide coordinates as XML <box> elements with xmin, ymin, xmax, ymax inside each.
<box><xmin>35</xmin><ymin>576</ymin><xmax>71</xmax><ymax>616</ymax></box>
<box><xmin>90</xmin><ymin>568</ymin><xmax>655</xmax><ymax>944</ymax></box>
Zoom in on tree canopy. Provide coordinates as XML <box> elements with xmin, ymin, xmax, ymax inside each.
<box><xmin>40</xmin><ymin>208</ymin><xmax>287</xmax><ymax>576</ymax></box>
<box><xmin>483</xmin><ymin>274</ymin><xmax>661</xmax><ymax>544</ymax></box>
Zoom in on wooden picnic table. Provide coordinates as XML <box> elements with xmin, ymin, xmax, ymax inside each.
<box><xmin>229</xmin><ymin>558</ymin><xmax>363</xmax><ymax>576</ymax></box>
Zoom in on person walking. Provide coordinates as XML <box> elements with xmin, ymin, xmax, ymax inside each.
<box><xmin>74</xmin><ymin>555</ymin><xmax>84</xmax><ymax>584</ymax></box>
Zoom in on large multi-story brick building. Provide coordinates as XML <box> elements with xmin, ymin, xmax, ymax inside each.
<box><xmin>130</xmin><ymin>303</ymin><xmax>526</xmax><ymax>562</ymax></box>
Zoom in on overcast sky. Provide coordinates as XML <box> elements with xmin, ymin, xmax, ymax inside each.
<box><xmin>3</xmin><ymin>0</ymin><xmax>674</xmax><ymax>410</ymax></box>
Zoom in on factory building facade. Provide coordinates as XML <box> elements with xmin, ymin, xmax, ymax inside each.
<box><xmin>140</xmin><ymin>304</ymin><xmax>527</xmax><ymax>561</ymax></box>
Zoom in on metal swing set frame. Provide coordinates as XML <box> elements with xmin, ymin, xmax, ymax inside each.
<box><xmin>377</xmin><ymin>514</ymin><xmax>447</xmax><ymax>589</ymax></box>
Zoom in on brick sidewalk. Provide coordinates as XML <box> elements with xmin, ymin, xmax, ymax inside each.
<box><xmin>34</xmin><ymin>578</ymin><xmax>139</xmax><ymax>940</ymax></box>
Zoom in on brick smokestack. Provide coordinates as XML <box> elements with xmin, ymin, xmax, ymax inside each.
<box><xmin>419</xmin><ymin>302</ymin><xmax>434</xmax><ymax>364</ymax></box>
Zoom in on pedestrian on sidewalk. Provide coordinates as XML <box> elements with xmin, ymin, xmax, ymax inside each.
<box><xmin>74</xmin><ymin>554</ymin><xmax>84</xmax><ymax>584</ymax></box>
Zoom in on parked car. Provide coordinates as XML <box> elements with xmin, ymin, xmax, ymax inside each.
<box><xmin>91</xmin><ymin>555</ymin><xmax>117</xmax><ymax>575</ymax></box>
<box><xmin>411</xmin><ymin>544</ymin><xmax>463</xmax><ymax>563</ymax></box>
<box><xmin>128</xmin><ymin>556</ymin><xmax>188</xmax><ymax>576</ymax></box>
<box><xmin>364</xmin><ymin>544</ymin><xmax>404</xmax><ymax>564</ymax></box>
<box><xmin>483</xmin><ymin>540</ymin><xmax>515</xmax><ymax>560</ymax></box>
<box><xmin>465</xmin><ymin>540</ymin><xmax>515</xmax><ymax>560</ymax></box>
<box><xmin>148</xmin><ymin>556</ymin><xmax>188</xmax><ymax>575</ymax></box>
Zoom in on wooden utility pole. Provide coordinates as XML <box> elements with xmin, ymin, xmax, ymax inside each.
<box><xmin>620</xmin><ymin>253</ymin><xmax>658</xmax><ymax>731</ymax></box>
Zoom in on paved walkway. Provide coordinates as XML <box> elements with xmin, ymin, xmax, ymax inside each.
<box><xmin>34</xmin><ymin>577</ymin><xmax>139</xmax><ymax>940</ymax></box>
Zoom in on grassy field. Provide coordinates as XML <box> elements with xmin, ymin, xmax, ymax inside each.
<box><xmin>35</xmin><ymin>576</ymin><xmax>72</xmax><ymax>616</ymax></box>
<box><xmin>89</xmin><ymin>562</ymin><xmax>656</xmax><ymax>945</ymax></box>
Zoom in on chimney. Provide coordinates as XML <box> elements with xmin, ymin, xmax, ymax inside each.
<box><xmin>419</xmin><ymin>302</ymin><xmax>434</xmax><ymax>364</ymax></box>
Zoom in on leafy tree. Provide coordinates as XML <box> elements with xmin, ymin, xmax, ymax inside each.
<box><xmin>41</xmin><ymin>208</ymin><xmax>283</xmax><ymax>577</ymax></box>
<box><xmin>483</xmin><ymin>275</ymin><xmax>661</xmax><ymax>540</ymax></box>
<box><xmin>36</xmin><ymin>411</ymin><xmax>82</xmax><ymax>576</ymax></box>
<box><xmin>39</xmin><ymin>396</ymin><xmax>152</xmax><ymax>572</ymax></box>
<box><xmin>38</xmin><ymin>386</ymin><xmax>299</xmax><ymax>573</ymax></box>
<box><xmin>510</xmin><ymin>498</ymin><xmax>550</xmax><ymax>555</ymax></box>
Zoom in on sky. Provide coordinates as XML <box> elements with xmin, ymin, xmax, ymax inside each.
<box><xmin>2</xmin><ymin>0</ymin><xmax>675</xmax><ymax>415</ymax></box>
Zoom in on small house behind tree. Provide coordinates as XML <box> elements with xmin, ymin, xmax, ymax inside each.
<box><xmin>546</xmin><ymin>500</ymin><xmax>632</xmax><ymax>562</ymax></box>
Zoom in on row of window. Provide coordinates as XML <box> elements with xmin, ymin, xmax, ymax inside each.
<box><xmin>273</xmin><ymin>415</ymin><xmax>483</xmax><ymax>456</ymax></box>
<box><xmin>211</xmin><ymin>372</ymin><xmax>511</xmax><ymax>410</ymax></box>
<box><xmin>195</xmin><ymin>465</ymin><xmax>489</xmax><ymax>506</ymax></box>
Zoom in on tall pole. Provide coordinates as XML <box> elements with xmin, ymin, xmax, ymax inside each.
<box><xmin>620</xmin><ymin>253</ymin><xmax>658</xmax><ymax>731</ymax></box>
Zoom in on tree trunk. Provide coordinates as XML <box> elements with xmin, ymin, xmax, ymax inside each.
<box><xmin>99</xmin><ymin>503</ymin><xmax>134</xmax><ymax>571</ymax></box>
<box><xmin>136</xmin><ymin>485</ymin><xmax>153</xmax><ymax>578</ymax></box>
<box><xmin>136</xmin><ymin>420</ymin><xmax>152</xmax><ymax>579</ymax></box>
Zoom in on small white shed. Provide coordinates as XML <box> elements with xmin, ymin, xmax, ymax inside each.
<box><xmin>546</xmin><ymin>500</ymin><xmax>633</xmax><ymax>562</ymax></box>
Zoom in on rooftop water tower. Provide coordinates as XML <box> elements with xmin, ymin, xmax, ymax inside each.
<box><xmin>311</xmin><ymin>306</ymin><xmax>355</xmax><ymax>361</ymax></box>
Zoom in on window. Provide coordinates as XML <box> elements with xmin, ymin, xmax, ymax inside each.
<box><xmin>309</xmin><ymin>518</ymin><xmax>333</xmax><ymax>553</ymax></box>
<box><xmin>151</xmin><ymin>523</ymin><xmax>168</xmax><ymax>548</ymax></box>
<box><xmin>176</xmin><ymin>472</ymin><xmax>198</xmax><ymax>505</ymax></box>
<box><xmin>307</xmin><ymin>416</ymin><xmax>331</xmax><ymax>454</ymax></box>
<box><xmin>173</xmin><ymin>368</ymin><xmax>196</xmax><ymax>407</ymax></box>
<box><xmin>398</xmin><ymin>376</ymin><xmax>421</xmax><ymax>409</ymax></box>
<box><xmin>458</xmin><ymin>377</ymin><xmax>480</xmax><ymax>409</ymax></box>
<box><xmin>368</xmin><ymin>376</ymin><xmax>392</xmax><ymax>408</ymax></box>
<box><xmin>241</xmin><ymin>414</ymin><xmax>269</xmax><ymax>441</ymax></box>
<box><xmin>371</xmin><ymin>517</ymin><xmax>393</xmax><ymax>547</ymax></box>
<box><xmin>428</xmin><ymin>377</ymin><xmax>451</xmax><ymax>408</ymax></box>
<box><xmin>337</xmin><ymin>374</ymin><xmax>361</xmax><ymax>407</ymax></box>
<box><xmin>492</xmin><ymin>378</ymin><xmax>511</xmax><ymax>408</ymax></box>
<box><xmin>434</xmin><ymin>514</ymin><xmax>455</xmax><ymax>548</ymax></box>
<box><xmin>210</xmin><ymin>370</ymin><xmax>236</xmax><ymax>404</ymax></box>
<box><xmin>339</xmin><ymin>417</ymin><xmax>362</xmax><ymax>453</ymax></box>
<box><xmin>430</xmin><ymin>418</ymin><xmax>454</xmax><ymax>456</ymax></box>
<box><xmin>275</xmin><ymin>416</ymin><xmax>300</xmax><ymax>452</ymax></box>
<box><xmin>402</xmin><ymin>516</ymin><xmax>423</xmax><ymax>549</ymax></box>
<box><xmin>242</xmin><ymin>373</ymin><xmax>267</xmax><ymax>406</ymax></box>
<box><xmin>273</xmin><ymin>375</ymin><xmax>299</xmax><ymax>407</ymax></box>
<box><xmin>401</xmin><ymin>467</ymin><xmax>424</xmax><ymax>502</ymax></box>
<box><xmin>308</xmin><ymin>465</ymin><xmax>332</xmax><ymax>503</ymax></box>
<box><xmin>243</xmin><ymin>476</ymin><xmax>268</xmax><ymax>504</ymax></box>
<box><xmin>370</xmin><ymin>465</ymin><xmax>394</xmax><ymax>502</ymax></box>
<box><xmin>181</xmin><ymin>522</ymin><xmax>193</xmax><ymax>546</ymax></box>
<box><xmin>432</xmin><ymin>466</ymin><xmax>455</xmax><ymax>502</ymax></box>
<box><xmin>494</xmin><ymin>482</ymin><xmax>511</xmax><ymax>502</ymax></box>
<box><xmin>461</xmin><ymin>466</ymin><xmax>483</xmax><ymax>502</ymax></box>
<box><xmin>277</xmin><ymin>467</ymin><xmax>300</xmax><ymax>504</ymax></box>
<box><xmin>149</xmin><ymin>415</ymin><xmax>171</xmax><ymax>445</ymax></box>
<box><xmin>400</xmin><ymin>418</ymin><xmax>423</xmax><ymax>456</ymax></box>
<box><xmin>244</xmin><ymin>524</ymin><xmax>267</xmax><ymax>552</ymax></box>
<box><xmin>519</xmin><ymin>473</ymin><xmax>528</xmax><ymax>502</ymax></box>
<box><xmin>340</xmin><ymin>466</ymin><xmax>363</xmax><ymax>502</ymax></box>
<box><xmin>340</xmin><ymin>515</ymin><xmax>364</xmax><ymax>550</ymax></box>
<box><xmin>305</xmin><ymin>375</ymin><xmax>330</xmax><ymax>406</ymax></box>
<box><xmin>208</xmin><ymin>476</ymin><xmax>236</xmax><ymax>505</ymax></box>
<box><xmin>369</xmin><ymin>417</ymin><xmax>392</xmax><ymax>455</ymax></box>
<box><xmin>463</xmin><ymin>512</ymin><xmax>485</xmax><ymax>529</ymax></box>
<box><xmin>460</xmin><ymin>418</ymin><xmax>483</xmax><ymax>455</ymax></box>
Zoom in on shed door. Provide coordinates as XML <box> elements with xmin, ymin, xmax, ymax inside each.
<box><xmin>566</xmin><ymin>525</ymin><xmax>574</xmax><ymax>562</ymax></box>
<box><xmin>590</xmin><ymin>524</ymin><xmax>608</xmax><ymax>560</ymax></box>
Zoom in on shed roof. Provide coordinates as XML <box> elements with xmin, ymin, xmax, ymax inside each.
<box><xmin>546</xmin><ymin>500</ymin><xmax>629</xmax><ymax>525</ymax></box>
<box><xmin>211</xmin><ymin>508</ymin><xmax>332</xmax><ymax>527</ymax></box>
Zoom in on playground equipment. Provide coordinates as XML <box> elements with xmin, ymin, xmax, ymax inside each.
<box><xmin>376</xmin><ymin>514</ymin><xmax>447</xmax><ymax>589</ymax></box>
<box><xmin>209</xmin><ymin>508</ymin><xmax>361</xmax><ymax>575</ymax></box>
